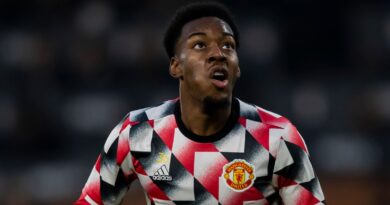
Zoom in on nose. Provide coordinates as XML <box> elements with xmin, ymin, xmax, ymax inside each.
<box><xmin>207</xmin><ymin>45</ymin><xmax>226</xmax><ymax>63</ymax></box>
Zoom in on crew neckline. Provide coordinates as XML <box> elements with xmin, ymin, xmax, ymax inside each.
<box><xmin>174</xmin><ymin>98</ymin><xmax>239</xmax><ymax>143</ymax></box>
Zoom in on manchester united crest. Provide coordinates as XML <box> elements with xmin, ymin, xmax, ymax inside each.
<box><xmin>222</xmin><ymin>159</ymin><xmax>255</xmax><ymax>192</ymax></box>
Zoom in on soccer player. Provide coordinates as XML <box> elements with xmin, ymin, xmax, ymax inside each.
<box><xmin>75</xmin><ymin>2</ymin><xmax>325</xmax><ymax>205</ymax></box>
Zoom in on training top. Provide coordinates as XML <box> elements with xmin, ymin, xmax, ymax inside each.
<box><xmin>75</xmin><ymin>98</ymin><xmax>325</xmax><ymax>205</ymax></box>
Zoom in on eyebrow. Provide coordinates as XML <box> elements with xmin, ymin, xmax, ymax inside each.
<box><xmin>187</xmin><ymin>31</ymin><xmax>234</xmax><ymax>39</ymax></box>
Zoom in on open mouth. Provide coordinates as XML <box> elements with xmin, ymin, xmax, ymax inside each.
<box><xmin>210</xmin><ymin>69</ymin><xmax>228</xmax><ymax>89</ymax></box>
<box><xmin>211</xmin><ymin>70</ymin><xmax>227</xmax><ymax>81</ymax></box>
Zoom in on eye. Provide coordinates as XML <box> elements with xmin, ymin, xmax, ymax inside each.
<box><xmin>193</xmin><ymin>42</ymin><xmax>206</xmax><ymax>49</ymax></box>
<box><xmin>222</xmin><ymin>42</ymin><xmax>235</xmax><ymax>50</ymax></box>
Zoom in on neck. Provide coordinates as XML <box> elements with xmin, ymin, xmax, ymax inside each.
<box><xmin>179</xmin><ymin>93</ymin><xmax>232</xmax><ymax>137</ymax></box>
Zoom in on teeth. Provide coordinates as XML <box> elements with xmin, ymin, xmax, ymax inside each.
<box><xmin>214</xmin><ymin>72</ymin><xmax>224</xmax><ymax>76</ymax></box>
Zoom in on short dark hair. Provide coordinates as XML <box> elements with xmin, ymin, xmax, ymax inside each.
<box><xmin>163</xmin><ymin>2</ymin><xmax>239</xmax><ymax>58</ymax></box>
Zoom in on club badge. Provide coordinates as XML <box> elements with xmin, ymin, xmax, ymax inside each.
<box><xmin>222</xmin><ymin>159</ymin><xmax>255</xmax><ymax>192</ymax></box>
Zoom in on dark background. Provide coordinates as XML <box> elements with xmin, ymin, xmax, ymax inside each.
<box><xmin>0</xmin><ymin>0</ymin><xmax>389</xmax><ymax>204</ymax></box>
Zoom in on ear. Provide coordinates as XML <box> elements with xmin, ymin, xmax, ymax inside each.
<box><xmin>236</xmin><ymin>66</ymin><xmax>241</xmax><ymax>78</ymax></box>
<box><xmin>169</xmin><ymin>57</ymin><xmax>183</xmax><ymax>79</ymax></box>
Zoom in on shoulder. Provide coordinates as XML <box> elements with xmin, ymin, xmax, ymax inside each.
<box><xmin>237</xmin><ymin>98</ymin><xmax>309</xmax><ymax>154</ymax></box>
<box><xmin>102</xmin><ymin>99</ymin><xmax>178</xmax><ymax>151</ymax></box>
<box><xmin>237</xmin><ymin>98</ymin><xmax>290</xmax><ymax>127</ymax></box>
<box><xmin>109</xmin><ymin>98</ymin><xmax>177</xmax><ymax>138</ymax></box>
<box><xmin>127</xmin><ymin>98</ymin><xmax>178</xmax><ymax>124</ymax></box>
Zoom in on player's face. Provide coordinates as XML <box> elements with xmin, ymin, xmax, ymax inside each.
<box><xmin>170</xmin><ymin>17</ymin><xmax>240</xmax><ymax>105</ymax></box>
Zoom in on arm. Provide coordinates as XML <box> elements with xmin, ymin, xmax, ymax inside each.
<box><xmin>272</xmin><ymin>124</ymin><xmax>325</xmax><ymax>205</ymax></box>
<box><xmin>75</xmin><ymin>114</ymin><xmax>137</xmax><ymax>205</ymax></box>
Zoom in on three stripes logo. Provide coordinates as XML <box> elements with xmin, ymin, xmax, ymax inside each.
<box><xmin>153</xmin><ymin>165</ymin><xmax>172</xmax><ymax>181</ymax></box>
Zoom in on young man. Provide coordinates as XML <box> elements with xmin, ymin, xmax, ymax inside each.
<box><xmin>75</xmin><ymin>2</ymin><xmax>325</xmax><ymax>205</ymax></box>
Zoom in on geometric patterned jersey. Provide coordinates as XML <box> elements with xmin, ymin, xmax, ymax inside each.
<box><xmin>75</xmin><ymin>98</ymin><xmax>326</xmax><ymax>205</ymax></box>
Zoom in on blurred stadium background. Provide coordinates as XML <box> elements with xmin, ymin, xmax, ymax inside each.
<box><xmin>0</xmin><ymin>0</ymin><xmax>389</xmax><ymax>204</ymax></box>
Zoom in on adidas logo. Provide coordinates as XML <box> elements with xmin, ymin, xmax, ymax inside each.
<box><xmin>153</xmin><ymin>165</ymin><xmax>172</xmax><ymax>181</ymax></box>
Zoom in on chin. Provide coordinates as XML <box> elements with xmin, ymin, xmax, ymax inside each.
<box><xmin>202</xmin><ymin>95</ymin><xmax>231</xmax><ymax>113</ymax></box>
